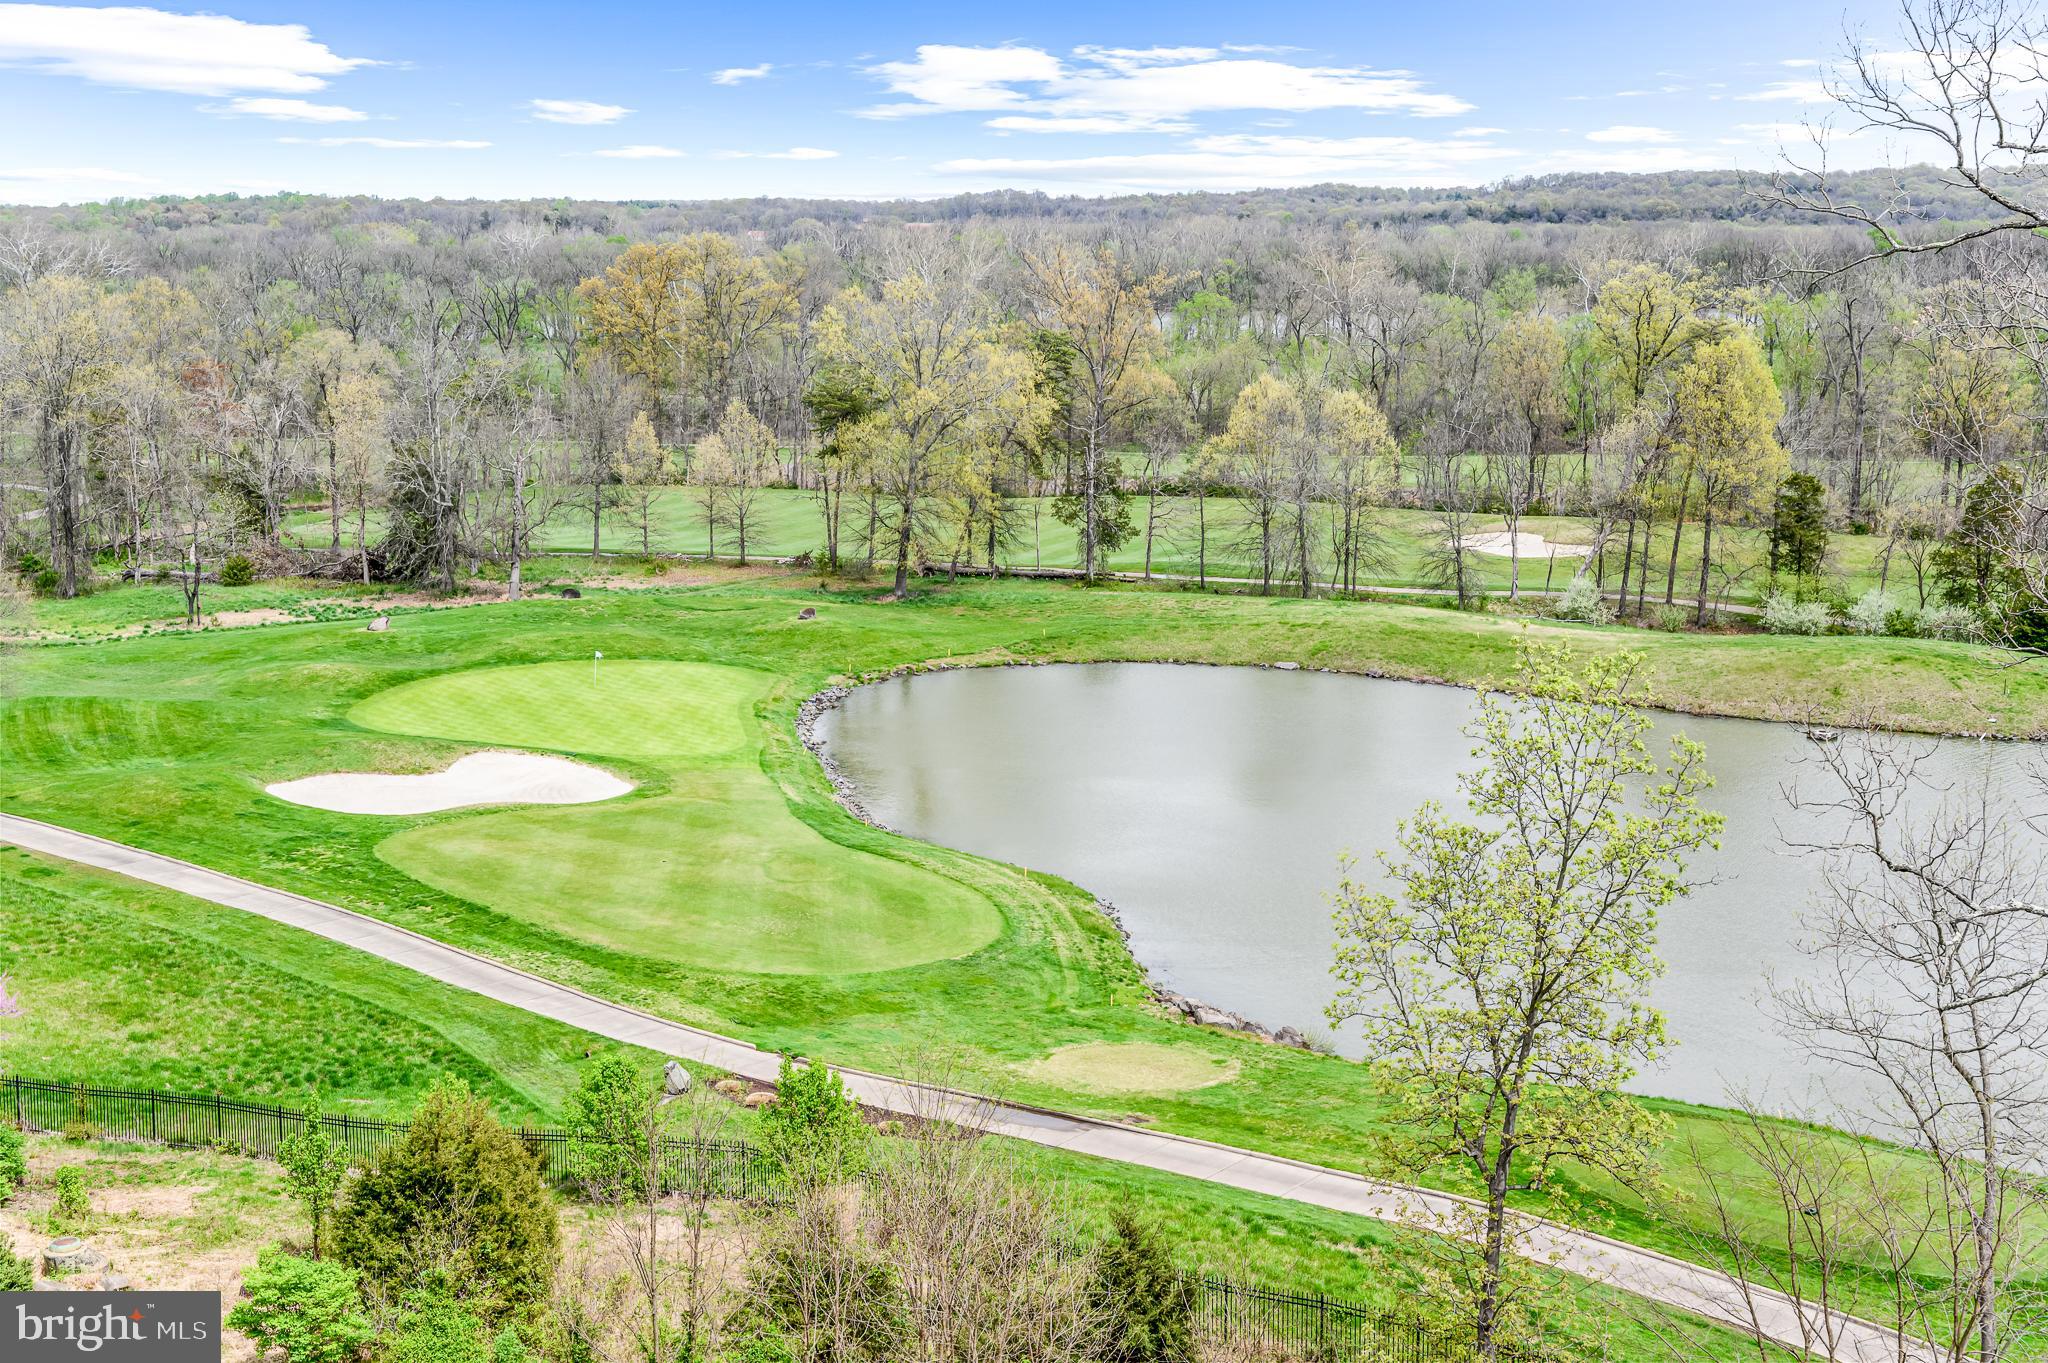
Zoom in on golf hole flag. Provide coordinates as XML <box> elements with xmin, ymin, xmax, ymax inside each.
<box><xmin>5</xmin><ymin>1292</ymin><xmax>221</xmax><ymax>1362</ymax></box>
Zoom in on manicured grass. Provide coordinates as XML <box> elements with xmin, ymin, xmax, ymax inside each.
<box><xmin>350</xmin><ymin>658</ymin><xmax>772</xmax><ymax>760</ymax></box>
<box><xmin>0</xmin><ymin>847</ymin><xmax>654</xmax><ymax>1120</ymax></box>
<box><xmin>4</xmin><ymin>574</ymin><xmax>2045</xmax><ymax>1329</ymax></box>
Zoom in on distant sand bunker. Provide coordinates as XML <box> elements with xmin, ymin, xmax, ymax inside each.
<box><xmin>267</xmin><ymin>751</ymin><xmax>633</xmax><ymax>815</ymax></box>
<box><xmin>1466</xmin><ymin>530</ymin><xmax>1591</xmax><ymax>559</ymax></box>
<box><xmin>1021</xmin><ymin>1042</ymin><xmax>1239</xmax><ymax>1095</ymax></box>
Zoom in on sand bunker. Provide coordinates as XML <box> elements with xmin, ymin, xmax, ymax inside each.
<box><xmin>1467</xmin><ymin>530</ymin><xmax>1591</xmax><ymax>559</ymax></box>
<box><xmin>266</xmin><ymin>750</ymin><xmax>633</xmax><ymax>816</ymax></box>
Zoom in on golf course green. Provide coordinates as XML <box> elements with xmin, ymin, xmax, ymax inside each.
<box><xmin>359</xmin><ymin>659</ymin><xmax>1000</xmax><ymax>973</ymax></box>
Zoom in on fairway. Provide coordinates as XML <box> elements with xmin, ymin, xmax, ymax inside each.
<box><xmin>355</xmin><ymin>659</ymin><xmax>1004</xmax><ymax>974</ymax></box>
<box><xmin>349</xmin><ymin>658</ymin><xmax>771</xmax><ymax>759</ymax></box>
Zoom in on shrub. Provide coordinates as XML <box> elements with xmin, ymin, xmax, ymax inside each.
<box><xmin>1918</xmin><ymin>603</ymin><xmax>1983</xmax><ymax>642</ymax></box>
<box><xmin>30</xmin><ymin>568</ymin><xmax>59</xmax><ymax>597</ymax></box>
<box><xmin>0</xmin><ymin>1233</ymin><xmax>32</xmax><ymax>1291</ymax></box>
<box><xmin>488</xmin><ymin>1325</ymin><xmax>531</xmax><ymax>1363</ymax></box>
<box><xmin>1762</xmin><ymin>593</ymin><xmax>1833</xmax><ymax>636</ymax></box>
<box><xmin>1846</xmin><ymin>589</ymin><xmax>1897</xmax><ymax>636</ymax></box>
<box><xmin>226</xmin><ymin>1245</ymin><xmax>373</xmax><ymax>1363</ymax></box>
<box><xmin>1884</xmin><ymin>606</ymin><xmax>1923</xmax><ymax>638</ymax></box>
<box><xmin>1653</xmin><ymin>605</ymin><xmax>1690</xmax><ymax>633</ymax></box>
<box><xmin>219</xmin><ymin>554</ymin><xmax>255</xmax><ymax>587</ymax></box>
<box><xmin>386</xmin><ymin>1293</ymin><xmax>490</xmax><ymax>1363</ymax></box>
<box><xmin>758</xmin><ymin>1055</ymin><xmax>869</xmax><ymax>1180</ymax></box>
<box><xmin>0</xmin><ymin>1123</ymin><xmax>25</xmax><ymax>1200</ymax></box>
<box><xmin>50</xmin><ymin>1167</ymin><xmax>88</xmax><ymax>1229</ymax></box>
<box><xmin>331</xmin><ymin>1081</ymin><xmax>558</xmax><ymax>1326</ymax></box>
<box><xmin>1088</xmin><ymin>1206</ymin><xmax>1193</xmax><ymax>1363</ymax></box>
<box><xmin>1549</xmin><ymin>576</ymin><xmax>1611</xmax><ymax>624</ymax></box>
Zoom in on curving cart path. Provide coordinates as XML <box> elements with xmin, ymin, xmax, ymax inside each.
<box><xmin>1</xmin><ymin>812</ymin><xmax>1918</xmax><ymax>1363</ymax></box>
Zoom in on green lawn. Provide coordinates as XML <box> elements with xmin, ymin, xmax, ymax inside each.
<box><xmin>4</xmin><ymin>573</ymin><xmax>2045</xmax><ymax>1335</ymax></box>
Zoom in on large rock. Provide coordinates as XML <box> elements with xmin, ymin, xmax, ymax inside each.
<box><xmin>742</xmin><ymin>1090</ymin><xmax>776</xmax><ymax>1109</ymax></box>
<box><xmin>43</xmin><ymin>1238</ymin><xmax>105</xmax><ymax>1275</ymax></box>
<box><xmin>797</xmin><ymin>606</ymin><xmax>817</xmax><ymax>620</ymax></box>
<box><xmin>366</xmin><ymin>615</ymin><xmax>389</xmax><ymax>633</ymax></box>
<box><xmin>662</xmin><ymin>1060</ymin><xmax>692</xmax><ymax>1096</ymax></box>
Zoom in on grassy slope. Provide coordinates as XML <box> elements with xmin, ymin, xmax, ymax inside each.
<box><xmin>4</xmin><ymin>574</ymin><xmax>2044</xmax><ymax>1321</ymax></box>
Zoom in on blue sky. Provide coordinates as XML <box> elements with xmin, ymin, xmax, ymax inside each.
<box><xmin>0</xmin><ymin>0</ymin><xmax>1907</xmax><ymax>205</ymax></box>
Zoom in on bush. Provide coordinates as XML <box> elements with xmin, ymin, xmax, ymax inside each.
<box><xmin>30</xmin><ymin>568</ymin><xmax>59</xmax><ymax>597</ymax></box>
<box><xmin>1088</xmin><ymin>1206</ymin><xmax>1193</xmax><ymax>1363</ymax></box>
<box><xmin>1762</xmin><ymin>593</ymin><xmax>1833</xmax><ymax>636</ymax></box>
<box><xmin>564</xmin><ymin>1057</ymin><xmax>650</xmax><ymax>1197</ymax></box>
<box><xmin>50</xmin><ymin>1167</ymin><xmax>88</xmax><ymax>1229</ymax></box>
<box><xmin>1918</xmin><ymin>603</ymin><xmax>1983</xmax><ymax>642</ymax></box>
<box><xmin>0</xmin><ymin>1233</ymin><xmax>34</xmax><ymax>1291</ymax></box>
<box><xmin>488</xmin><ymin>1326</ymin><xmax>531</xmax><ymax>1363</ymax></box>
<box><xmin>758</xmin><ymin>1055</ymin><xmax>869</xmax><ymax>1180</ymax></box>
<box><xmin>219</xmin><ymin>554</ymin><xmax>255</xmax><ymax>587</ymax></box>
<box><xmin>1846</xmin><ymin>588</ymin><xmax>1897</xmax><ymax>636</ymax></box>
<box><xmin>385</xmin><ymin>1293</ymin><xmax>490</xmax><ymax>1363</ymax></box>
<box><xmin>1549</xmin><ymin>576</ymin><xmax>1611</xmax><ymax>624</ymax></box>
<box><xmin>1653</xmin><ymin>605</ymin><xmax>1690</xmax><ymax>633</ymax></box>
<box><xmin>278</xmin><ymin>1096</ymin><xmax>350</xmax><ymax>1258</ymax></box>
<box><xmin>0</xmin><ymin>1123</ymin><xmax>25</xmax><ymax>1201</ymax></box>
<box><xmin>331</xmin><ymin>1081</ymin><xmax>558</xmax><ymax>1326</ymax></box>
<box><xmin>226</xmin><ymin>1245</ymin><xmax>373</xmax><ymax>1363</ymax></box>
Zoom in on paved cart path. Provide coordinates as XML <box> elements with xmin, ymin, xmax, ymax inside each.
<box><xmin>2</xmin><ymin>812</ymin><xmax>1914</xmax><ymax>1362</ymax></box>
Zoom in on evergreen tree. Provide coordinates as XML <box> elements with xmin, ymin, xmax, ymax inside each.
<box><xmin>1767</xmin><ymin>472</ymin><xmax>1830</xmax><ymax>592</ymax></box>
<box><xmin>1088</xmin><ymin>1206</ymin><xmax>1194</xmax><ymax>1363</ymax></box>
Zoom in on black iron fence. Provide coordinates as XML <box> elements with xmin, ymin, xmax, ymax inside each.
<box><xmin>0</xmin><ymin>1074</ymin><xmax>766</xmax><ymax>1201</ymax></box>
<box><xmin>1188</xmin><ymin>1274</ymin><xmax>1553</xmax><ymax>1363</ymax></box>
<box><xmin>2</xmin><ymin>1076</ymin><xmax>1561</xmax><ymax>1362</ymax></box>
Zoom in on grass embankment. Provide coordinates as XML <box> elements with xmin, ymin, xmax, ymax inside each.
<box><xmin>4</xmin><ymin>573</ymin><xmax>2044</xmax><ymax>1335</ymax></box>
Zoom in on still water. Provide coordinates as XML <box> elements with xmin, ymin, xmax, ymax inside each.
<box><xmin>815</xmin><ymin>662</ymin><xmax>2038</xmax><ymax>1112</ymax></box>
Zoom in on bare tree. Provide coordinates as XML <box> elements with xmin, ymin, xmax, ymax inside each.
<box><xmin>1774</xmin><ymin>733</ymin><xmax>2048</xmax><ymax>1363</ymax></box>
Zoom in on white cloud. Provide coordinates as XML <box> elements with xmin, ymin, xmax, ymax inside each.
<box><xmin>0</xmin><ymin>3</ymin><xmax>371</xmax><ymax>95</ymax></box>
<box><xmin>593</xmin><ymin>144</ymin><xmax>685</xmax><ymax>158</ymax></box>
<box><xmin>528</xmin><ymin>98</ymin><xmax>631</xmax><ymax>125</ymax></box>
<box><xmin>281</xmin><ymin>136</ymin><xmax>491</xmax><ymax>149</ymax></box>
<box><xmin>208</xmin><ymin>96</ymin><xmax>366</xmax><ymax>123</ymax></box>
<box><xmin>1585</xmin><ymin>124</ymin><xmax>1676</xmax><ymax>143</ymax></box>
<box><xmin>711</xmin><ymin>63</ymin><xmax>772</xmax><ymax>85</ymax></box>
<box><xmin>0</xmin><ymin>164</ymin><xmax>157</xmax><ymax>204</ymax></box>
<box><xmin>1780</xmin><ymin>58</ymin><xmax>1819</xmax><ymax>68</ymax></box>
<box><xmin>862</xmin><ymin>44</ymin><xmax>1470</xmax><ymax>129</ymax></box>
<box><xmin>1736</xmin><ymin>79</ymin><xmax>1829</xmax><ymax>102</ymax></box>
<box><xmin>1453</xmin><ymin>126</ymin><xmax>1506</xmax><ymax>137</ymax></box>
<box><xmin>712</xmin><ymin>146</ymin><xmax>839</xmax><ymax>160</ymax></box>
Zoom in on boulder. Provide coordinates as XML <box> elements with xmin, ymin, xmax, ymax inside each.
<box><xmin>797</xmin><ymin>606</ymin><xmax>817</xmax><ymax>620</ymax></box>
<box><xmin>560</xmin><ymin>587</ymin><xmax>582</xmax><ymax>600</ymax></box>
<box><xmin>662</xmin><ymin>1060</ymin><xmax>692</xmax><ymax>1096</ymax></box>
<box><xmin>1273</xmin><ymin>661</ymin><xmax>1300</xmax><ymax>670</ymax></box>
<box><xmin>713</xmin><ymin>1077</ymin><xmax>747</xmax><ymax>1098</ymax></box>
<box><xmin>742</xmin><ymin>1090</ymin><xmax>776</xmax><ymax>1110</ymax></box>
<box><xmin>1273</xmin><ymin>1026</ymin><xmax>1310</xmax><ymax>1050</ymax></box>
<box><xmin>1190</xmin><ymin>1006</ymin><xmax>1235</xmax><ymax>1029</ymax></box>
<box><xmin>366</xmin><ymin>615</ymin><xmax>390</xmax><ymax>633</ymax></box>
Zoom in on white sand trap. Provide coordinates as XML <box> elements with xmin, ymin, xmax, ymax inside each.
<box><xmin>266</xmin><ymin>751</ymin><xmax>633</xmax><ymax>816</ymax></box>
<box><xmin>1466</xmin><ymin>530</ymin><xmax>1592</xmax><ymax>559</ymax></box>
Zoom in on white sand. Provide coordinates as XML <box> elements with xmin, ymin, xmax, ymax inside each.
<box><xmin>266</xmin><ymin>750</ymin><xmax>633</xmax><ymax>816</ymax></box>
<box><xmin>1466</xmin><ymin>530</ymin><xmax>1592</xmax><ymax>559</ymax></box>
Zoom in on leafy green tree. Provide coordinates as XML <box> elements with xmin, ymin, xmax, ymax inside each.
<box><xmin>331</xmin><ymin>1080</ymin><xmax>559</xmax><ymax>1326</ymax></box>
<box><xmin>226</xmin><ymin>1245</ymin><xmax>373</xmax><ymax>1363</ymax></box>
<box><xmin>1933</xmin><ymin>463</ymin><xmax>2024</xmax><ymax>613</ymax></box>
<box><xmin>277</xmin><ymin>1095</ymin><xmax>350</xmax><ymax>1258</ymax></box>
<box><xmin>564</xmin><ymin>1056</ymin><xmax>649</xmax><ymax>1197</ymax></box>
<box><xmin>1328</xmin><ymin>642</ymin><xmax>1722</xmax><ymax>1358</ymax></box>
<box><xmin>1767</xmin><ymin>472</ymin><xmax>1830</xmax><ymax>593</ymax></box>
<box><xmin>758</xmin><ymin>1056</ymin><xmax>869</xmax><ymax>1181</ymax></box>
<box><xmin>1088</xmin><ymin>1206</ymin><xmax>1193</xmax><ymax>1363</ymax></box>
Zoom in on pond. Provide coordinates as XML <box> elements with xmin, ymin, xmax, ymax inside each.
<box><xmin>815</xmin><ymin>662</ymin><xmax>2039</xmax><ymax>1113</ymax></box>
